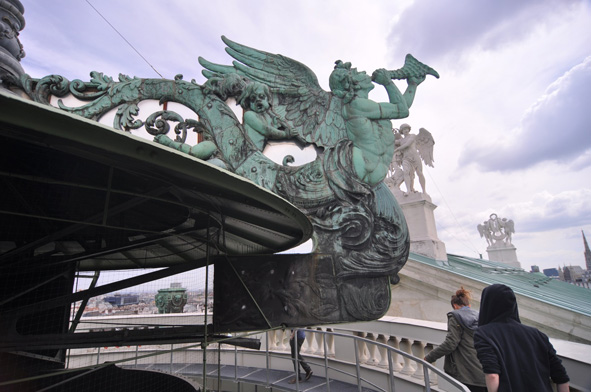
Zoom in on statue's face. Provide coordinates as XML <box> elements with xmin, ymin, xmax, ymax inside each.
<box><xmin>352</xmin><ymin>70</ymin><xmax>374</xmax><ymax>92</ymax></box>
<box><xmin>249</xmin><ymin>86</ymin><xmax>270</xmax><ymax>113</ymax></box>
<box><xmin>401</xmin><ymin>126</ymin><xmax>410</xmax><ymax>135</ymax></box>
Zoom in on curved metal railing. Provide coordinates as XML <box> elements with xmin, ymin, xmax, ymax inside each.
<box><xmin>90</xmin><ymin>328</ymin><xmax>471</xmax><ymax>392</ymax></box>
<box><xmin>247</xmin><ymin>329</ymin><xmax>471</xmax><ymax>392</ymax></box>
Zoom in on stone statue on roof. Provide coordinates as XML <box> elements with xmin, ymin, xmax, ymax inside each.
<box><xmin>478</xmin><ymin>213</ymin><xmax>519</xmax><ymax>267</ymax></box>
<box><xmin>388</xmin><ymin>124</ymin><xmax>435</xmax><ymax>196</ymax></box>
<box><xmin>478</xmin><ymin>213</ymin><xmax>515</xmax><ymax>247</ymax></box>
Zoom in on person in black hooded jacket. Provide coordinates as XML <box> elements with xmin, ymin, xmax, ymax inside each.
<box><xmin>473</xmin><ymin>284</ymin><xmax>570</xmax><ymax>392</ymax></box>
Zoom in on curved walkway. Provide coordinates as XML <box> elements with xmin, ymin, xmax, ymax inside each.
<box><xmin>126</xmin><ymin>363</ymin><xmax>379</xmax><ymax>392</ymax></box>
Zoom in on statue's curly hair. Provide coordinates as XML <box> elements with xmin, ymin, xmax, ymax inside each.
<box><xmin>329</xmin><ymin>60</ymin><xmax>356</xmax><ymax>103</ymax></box>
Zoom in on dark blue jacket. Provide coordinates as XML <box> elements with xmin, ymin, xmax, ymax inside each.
<box><xmin>291</xmin><ymin>329</ymin><xmax>305</xmax><ymax>342</ymax></box>
<box><xmin>474</xmin><ymin>284</ymin><xmax>569</xmax><ymax>391</ymax></box>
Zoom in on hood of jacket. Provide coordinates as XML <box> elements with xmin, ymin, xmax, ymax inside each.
<box><xmin>478</xmin><ymin>284</ymin><xmax>520</xmax><ymax>326</ymax></box>
<box><xmin>450</xmin><ymin>306</ymin><xmax>479</xmax><ymax>331</ymax></box>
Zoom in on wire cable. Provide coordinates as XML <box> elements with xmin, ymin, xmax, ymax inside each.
<box><xmin>85</xmin><ymin>0</ymin><xmax>164</xmax><ymax>78</ymax></box>
<box><xmin>424</xmin><ymin>166</ymin><xmax>483</xmax><ymax>257</ymax></box>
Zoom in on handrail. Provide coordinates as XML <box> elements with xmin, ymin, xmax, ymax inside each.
<box><xmin>66</xmin><ymin>314</ymin><xmax>590</xmax><ymax>391</ymax></box>
<box><xmin>68</xmin><ymin>328</ymin><xmax>471</xmax><ymax>392</ymax></box>
<box><xmin>254</xmin><ymin>329</ymin><xmax>471</xmax><ymax>392</ymax></box>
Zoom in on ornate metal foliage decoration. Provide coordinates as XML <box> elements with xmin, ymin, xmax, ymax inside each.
<box><xmin>11</xmin><ymin>36</ymin><xmax>439</xmax><ymax>331</ymax></box>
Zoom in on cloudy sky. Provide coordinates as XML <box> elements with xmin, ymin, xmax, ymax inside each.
<box><xmin>17</xmin><ymin>0</ymin><xmax>591</xmax><ymax>274</ymax></box>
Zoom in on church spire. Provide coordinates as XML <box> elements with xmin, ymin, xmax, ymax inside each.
<box><xmin>583</xmin><ymin>230</ymin><xmax>591</xmax><ymax>271</ymax></box>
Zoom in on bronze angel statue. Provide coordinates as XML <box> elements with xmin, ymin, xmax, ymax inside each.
<box><xmin>13</xmin><ymin>36</ymin><xmax>439</xmax><ymax>331</ymax></box>
<box><xmin>388</xmin><ymin>124</ymin><xmax>435</xmax><ymax>195</ymax></box>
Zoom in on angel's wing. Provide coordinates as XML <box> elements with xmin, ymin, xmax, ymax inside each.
<box><xmin>416</xmin><ymin>127</ymin><xmax>435</xmax><ymax>167</ymax></box>
<box><xmin>198</xmin><ymin>36</ymin><xmax>347</xmax><ymax>148</ymax></box>
<box><xmin>477</xmin><ymin>224</ymin><xmax>485</xmax><ymax>237</ymax></box>
<box><xmin>505</xmin><ymin>220</ymin><xmax>515</xmax><ymax>234</ymax></box>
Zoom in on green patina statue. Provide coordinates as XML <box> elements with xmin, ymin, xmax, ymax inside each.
<box><xmin>13</xmin><ymin>37</ymin><xmax>438</xmax><ymax>331</ymax></box>
<box><xmin>155</xmin><ymin>285</ymin><xmax>188</xmax><ymax>314</ymax></box>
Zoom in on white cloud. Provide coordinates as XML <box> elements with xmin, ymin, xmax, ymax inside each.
<box><xmin>386</xmin><ymin>0</ymin><xmax>585</xmax><ymax>63</ymax></box>
<box><xmin>459</xmin><ymin>56</ymin><xmax>591</xmax><ymax>171</ymax></box>
<box><xmin>570</xmin><ymin>150</ymin><xmax>591</xmax><ymax>171</ymax></box>
<box><xmin>503</xmin><ymin>189</ymin><xmax>591</xmax><ymax>232</ymax></box>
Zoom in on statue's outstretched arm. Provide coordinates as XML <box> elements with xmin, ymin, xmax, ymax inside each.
<box><xmin>401</xmin><ymin>75</ymin><xmax>426</xmax><ymax>109</ymax></box>
<box><xmin>375</xmin><ymin>74</ymin><xmax>426</xmax><ymax>120</ymax></box>
<box><xmin>243</xmin><ymin>111</ymin><xmax>293</xmax><ymax>139</ymax></box>
<box><xmin>370</xmin><ymin>53</ymin><xmax>437</xmax><ymax>119</ymax></box>
<box><xmin>371</xmin><ymin>69</ymin><xmax>410</xmax><ymax>120</ymax></box>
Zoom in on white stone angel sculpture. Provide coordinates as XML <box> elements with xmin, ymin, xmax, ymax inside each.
<box><xmin>389</xmin><ymin>124</ymin><xmax>435</xmax><ymax>195</ymax></box>
<box><xmin>477</xmin><ymin>221</ymin><xmax>493</xmax><ymax>246</ymax></box>
<box><xmin>501</xmin><ymin>218</ymin><xmax>515</xmax><ymax>244</ymax></box>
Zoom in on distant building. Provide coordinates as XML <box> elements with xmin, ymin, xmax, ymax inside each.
<box><xmin>104</xmin><ymin>294</ymin><xmax>139</xmax><ymax>307</ymax></box>
<box><xmin>563</xmin><ymin>265</ymin><xmax>585</xmax><ymax>283</ymax></box>
<box><xmin>531</xmin><ymin>265</ymin><xmax>540</xmax><ymax>273</ymax></box>
<box><xmin>543</xmin><ymin>268</ymin><xmax>560</xmax><ymax>279</ymax></box>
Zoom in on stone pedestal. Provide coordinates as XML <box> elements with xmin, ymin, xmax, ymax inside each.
<box><xmin>486</xmin><ymin>243</ymin><xmax>521</xmax><ymax>268</ymax></box>
<box><xmin>387</xmin><ymin>183</ymin><xmax>447</xmax><ymax>261</ymax></box>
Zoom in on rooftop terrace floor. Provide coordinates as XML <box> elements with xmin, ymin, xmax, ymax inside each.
<box><xmin>127</xmin><ymin>363</ymin><xmax>380</xmax><ymax>392</ymax></box>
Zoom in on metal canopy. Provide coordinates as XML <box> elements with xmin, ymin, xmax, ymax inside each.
<box><xmin>0</xmin><ymin>91</ymin><xmax>313</xmax><ymax>273</ymax></box>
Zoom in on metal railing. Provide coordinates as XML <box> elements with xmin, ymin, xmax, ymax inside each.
<box><xmin>71</xmin><ymin>328</ymin><xmax>470</xmax><ymax>392</ymax></box>
<box><xmin>65</xmin><ymin>315</ymin><xmax>591</xmax><ymax>391</ymax></box>
<box><xmin>249</xmin><ymin>329</ymin><xmax>470</xmax><ymax>392</ymax></box>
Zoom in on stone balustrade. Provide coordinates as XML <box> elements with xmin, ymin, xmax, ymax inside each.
<box><xmin>261</xmin><ymin>326</ymin><xmax>440</xmax><ymax>387</ymax></box>
<box><xmin>262</xmin><ymin>322</ymin><xmax>440</xmax><ymax>377</ymax></box>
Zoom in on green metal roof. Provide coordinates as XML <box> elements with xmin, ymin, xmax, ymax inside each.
<box><xmin>409</xmin><ymin>252</ymin><xmax>591</xmax><ymax>317</ymax></box>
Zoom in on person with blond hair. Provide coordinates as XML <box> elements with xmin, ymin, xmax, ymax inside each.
<box><xmin>425</xmin><ymin>287</ymin><xmax>486</xmax><ymax>392</ymax></box>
